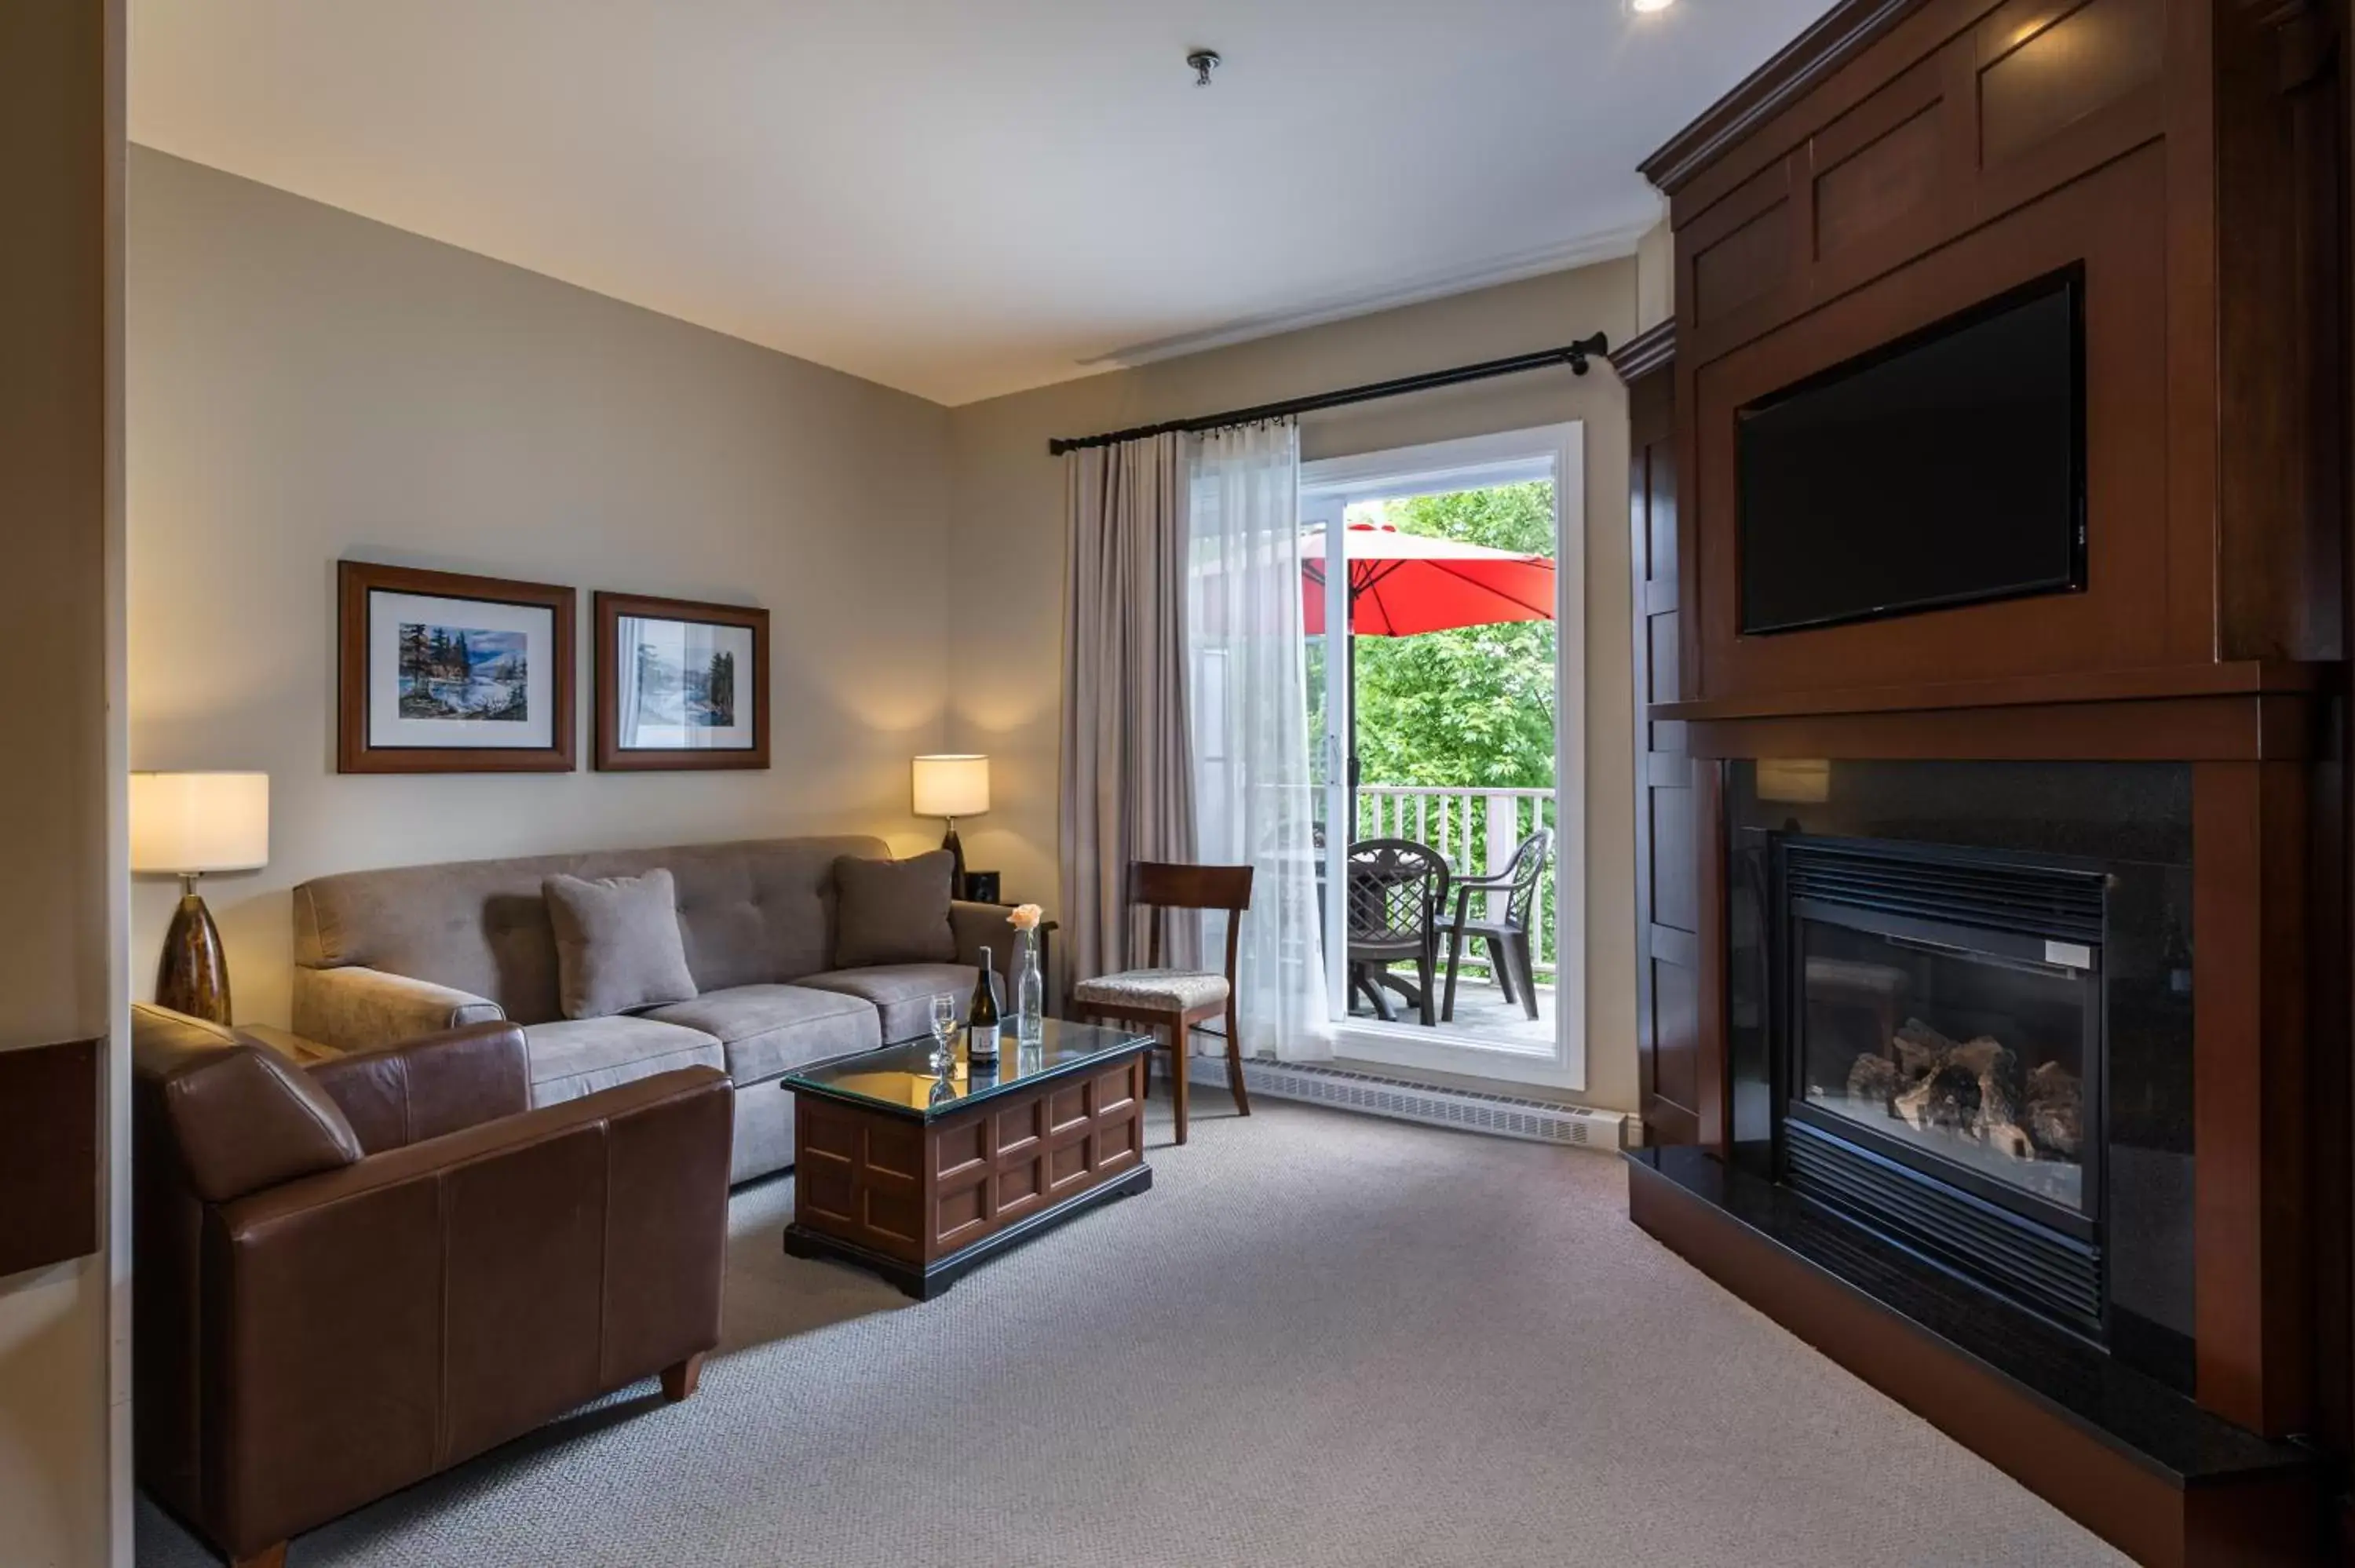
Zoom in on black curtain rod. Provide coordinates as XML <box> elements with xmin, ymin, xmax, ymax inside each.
<box><xmin>1045</xmin><ymin>333</ymin><xmax>1612</xmax><ymax>456</ymax></box>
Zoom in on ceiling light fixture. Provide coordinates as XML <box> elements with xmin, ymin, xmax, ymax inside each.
<box><xmin>1187</xmin><ymin>49</ymin><xmax>1222</xmax><ymax>87</ymax></box>
<box><xmin>1630</xmin><ymin>0</ymin><xmax>1675</xmax><ymax>13</ymax></box>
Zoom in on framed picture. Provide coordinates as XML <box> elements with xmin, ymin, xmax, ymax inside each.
<box><xmin>594</xmin><ymin>591</ymin><xmax>769</xmax><ymax>771</ymax></box>
<box><xmin>338</xmin><ymin>561</ymin><xmax>576</xmax><ymax>773</ymax></box>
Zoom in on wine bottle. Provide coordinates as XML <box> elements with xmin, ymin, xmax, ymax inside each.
<box><xmin>966</xmin><ymin>946</ymin><xmax>1001</xmax><ymax>1070</ymax></box>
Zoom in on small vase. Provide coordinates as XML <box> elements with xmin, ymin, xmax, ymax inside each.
<box><xmin>1015</xmin><ymin>929</ymin><xmax>1045</xmax><ymax>1046</ymax></box>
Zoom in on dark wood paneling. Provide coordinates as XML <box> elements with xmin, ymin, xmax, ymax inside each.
<box><xmin>1978</xmin><ymin>0</ymin><xmax>2167</xmax><ymax>167</ymax></box>
<box><xmin>1690</xmin><ymin>144</ymin><xmax>2178</xmax><ymax>701</ymax></box>
<box><xmin>1656</xmin><ymin>659</ymin><xmax>2324</xmax><ymax>721</ymax></box>
<box><xmin>1815</xmin><ymin>100</ymin><xmax>1945</xmax><ymax>256</ymax></box>
<box><xmin>1652</xmin><ymin>954</ymin><xmax>1701</xmax><ymax>1114</ymax></box>
<box><xmin>2193</xmin><ymin>760</ymin><xmax>2315</xmax><ymax>1439</ymax></box>
<box><xmin>1685</xmin><ymin>692</ymin><xmax>2317</xmax><ymax>763</ymax></box>
<box><xmin>1617</xmin><ymin>328</ymin><xmax>1701</xmax><ymax>1148</ymax></box>
<box><xmin>1648</xmin><ymin>788</ymin><xmax>1699</xmax><ymax>928</ymax></box>
<box><xmin>1692</xmin><ymin>197</ymin><xmax>1794</xmax><ymax>326</ymax></box>
<box><xmin>0</xmin><ymin>1037</ymin><xmax>101</xmax><ymax>1278</ymax></box>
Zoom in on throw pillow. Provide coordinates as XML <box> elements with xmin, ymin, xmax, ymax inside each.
<box><xmin>543</xmin><ymin>868</ymin><xmax>699</xmax><ymax>1020</ymax></box>
<box><xmin>833</xmin><ymin>851</ymin><xmax>958</xmax><ymax>968</ymax></box>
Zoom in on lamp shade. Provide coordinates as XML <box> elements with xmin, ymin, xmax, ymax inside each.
<box><xmin>130</xmin><ymin>772</ymin><xmax>270</xmax><ymax>875</ymax></box>
<box><xmin>911</xmin><ymin>754</ymin><xmax>989</xmax><ymax>819</ymax></box>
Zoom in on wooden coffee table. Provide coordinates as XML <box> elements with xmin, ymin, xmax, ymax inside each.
<box><xmin>781</xmin><ymin>1019</ymin><xmax>1153</xmax><ymax>1299</ymax></box>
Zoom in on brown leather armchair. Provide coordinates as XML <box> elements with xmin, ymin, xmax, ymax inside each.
<box><xmin>132</xmin><ymin>1004</ymin><xmax>734</xmax><ymax>1568</ymax></box>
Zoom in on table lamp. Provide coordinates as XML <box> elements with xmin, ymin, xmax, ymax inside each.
<box><xmin>130</xmin><ymin>771</ymin><xmax>268</xmax><ymax>1026</ymax></box>
<box><xmin>911</xmin><ymin>754</ymin><xmax>988</xmax><ymax>892</ymax></box>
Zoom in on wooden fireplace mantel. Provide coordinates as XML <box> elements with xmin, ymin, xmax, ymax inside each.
<box><xmin>1653</xmin><ymin>662</ymin><xmax>2332</xmax><ymax>763</ymax></box>
<box><xmin>1618</xmin><ymin>0</ymin><xmax>2350</xmax><ymax>1559</ymax></box>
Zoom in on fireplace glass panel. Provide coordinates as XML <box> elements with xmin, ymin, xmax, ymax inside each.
<box><xmin>1797</xmin><ymin>915</ymin><xmax>2091</xmax><ymax>1215</ymax></box>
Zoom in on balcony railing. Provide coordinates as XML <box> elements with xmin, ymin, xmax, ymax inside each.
<box><xmin>1353</xmin><ymin>784</ymin><xmax>1557</xmax><ymax>985</ymax></box>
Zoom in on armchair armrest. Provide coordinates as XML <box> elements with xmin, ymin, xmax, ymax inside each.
<box><xmin>205</xmin><ymin>1067</ymin><xmax>732</xmax><ymax>1558</ymax></box>
<box><xmin>291</xmin><ymin>965</ymin><xmax>504</xmax><ymax>1053</ymax></box>
<box><xmin>305</xmin><ymin>1020</ymin><xmax>531</xmax><ymax>1154</ymax></box>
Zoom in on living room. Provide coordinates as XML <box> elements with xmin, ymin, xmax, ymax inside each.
<box><xmin>9</xmin><ymin>2</ymin><xmax>2355</xmax><ymax>1566</ymax></box>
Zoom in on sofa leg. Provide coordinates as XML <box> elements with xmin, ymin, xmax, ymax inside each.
<box><xmin>661</xmin><ymin>1352</ymin><xmax>705</xmax><ymax>1403</ymax></box>
<box><xmin>232</xmin><ymin>1544</ymin><xmax>287</xmax><ymax>1568</ymax></box>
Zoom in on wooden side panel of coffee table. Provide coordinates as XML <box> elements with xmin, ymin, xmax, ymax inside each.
<box><xmin>785</xmin><ymin>1047</ymin><xmax>1152</xmax><ymax>1298</ymax></box>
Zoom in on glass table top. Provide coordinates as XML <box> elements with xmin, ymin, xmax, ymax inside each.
<box><xmin>780</xmin><ymin>1018</ymin><xmax>1152</xmax><ymax>1119</ymax></box>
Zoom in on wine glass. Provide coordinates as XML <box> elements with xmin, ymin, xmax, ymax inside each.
<box><xmin>927</xmin><ymin>993</ymin><xmax>959</xmax><ymax>1079</ymax></box>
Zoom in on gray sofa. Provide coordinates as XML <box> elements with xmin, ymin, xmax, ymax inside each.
<box><xmin>290</xmin><ymin>834</ymin><xmax>1015</xmax><ymax>1184</ymax></box>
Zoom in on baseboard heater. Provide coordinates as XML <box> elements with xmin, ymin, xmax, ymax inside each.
<box><xmin>1185</xmin><ymin>1057</ymin><xmax>1628</xmax><ymax>1150</ymax></box>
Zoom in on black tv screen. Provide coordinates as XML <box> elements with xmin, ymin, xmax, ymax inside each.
<box><xmin>1736</xmin><ymin>268</ymin><xmax>2086</xmax><ymax>636</ymax></box>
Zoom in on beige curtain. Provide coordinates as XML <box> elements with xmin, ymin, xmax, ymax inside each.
<box><xmin>1060</xmin><ymin>432</ymin><xmax>1197</xmax><ymax>986</ymax></box>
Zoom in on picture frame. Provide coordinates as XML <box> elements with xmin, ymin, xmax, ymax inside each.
<box><xmin>594</xmin><ymin>591</ymin><xmax>769</xmax><ymax>771</ymax></box>
<box><xmin>338</xmin><ymin>560</ymin><xmax>577</xmax><ymax>774</ymax></box>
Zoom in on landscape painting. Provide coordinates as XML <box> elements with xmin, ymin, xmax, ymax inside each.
<box><xmin>342</xmin><ymin>560</ymin><xmax>572</xmax><ymax>772</ymax></box>
<box><xmin>595</xmin><ymin>592</ymin><xmax>769</xmax><ymax>771</ymax></box>
<box><xmin>630</xmin><ymin>637</ymin><xmax>734</xmax><ymax>729</ymax></box>
<box><xmin>398</xmin><ymin>623</ymin><xmax>530</xmax><ymax>721</ymax></box>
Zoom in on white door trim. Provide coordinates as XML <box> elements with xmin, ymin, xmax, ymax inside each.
<box><xmin>1301</xmin><ymin>422</ymin><xmax>1586</xmax><ymax>1092</ymax></box>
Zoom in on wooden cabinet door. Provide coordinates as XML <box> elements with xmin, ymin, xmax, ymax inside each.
<box><xmin>1620</xmin><ymin>326</ymin><xmax>1700</xmax><ymax>1146</ymax></box>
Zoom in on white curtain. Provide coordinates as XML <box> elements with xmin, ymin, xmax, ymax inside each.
<box><xmin>1186</xmin><ymin>421</ymin><xmax>1334</xmax><ymax>1063</ymax></box>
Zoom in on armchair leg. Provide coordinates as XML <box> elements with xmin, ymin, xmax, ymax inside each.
<box><xmin>232</xmin><ymin>1545</ymin><xmax>288</xmax><ymax>1568</ymax></box>
<box><xmin>1224</xmin><ymin>999</ymin><xmax>1251</xmax><ymax>1117</ymax></box>
<box><xmin>661</xmin><ymin>1352</ymin><xmax>705</xmax><ymax>1404</ymax></box>
<box><xmin>1416</xmin><ymin>951</ymin><xmax>1436</xmax><ymax>1026</ymax></box>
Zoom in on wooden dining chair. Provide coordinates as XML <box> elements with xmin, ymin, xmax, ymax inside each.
<box><xmin>1068</xmin><ymin>862</ymin><xmax>1254</xmax><ymax>1145</ymax></box>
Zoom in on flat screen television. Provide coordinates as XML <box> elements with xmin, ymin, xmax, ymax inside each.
<box><xmin>1736</xmin><ymin>267</ymin><xmax>2087</xmax><ymax>636</ymax></box>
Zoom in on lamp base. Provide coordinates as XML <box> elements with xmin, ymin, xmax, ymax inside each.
<box><xmin>157</xmin><ymin>891</ymin><xmax>232</xmax><ymax>1026</ymax></box>
<box><xmin>940</xmin><ymin>821</ymin><xmax>966</xmax><ymax>895</ymax></box>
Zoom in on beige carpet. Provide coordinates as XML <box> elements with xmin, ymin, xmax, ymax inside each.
<box><xmin>138</xmin><ymin>1098</ymin><xmax>2129</xmax><ymax>1568</ymax></box>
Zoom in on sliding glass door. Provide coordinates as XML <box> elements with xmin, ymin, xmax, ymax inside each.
<box><xmin>1297</xmin><ymin>425</ymin><xmax>1586</xmax><ymax>1091</ymax></box>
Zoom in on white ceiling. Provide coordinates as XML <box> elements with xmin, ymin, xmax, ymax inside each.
<box><xmin>130</xmin><ymin>0</ymin><xmax>1834</xmax><ymax>406</ymax></box>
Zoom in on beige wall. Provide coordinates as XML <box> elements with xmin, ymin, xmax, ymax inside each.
<box><xmin>127</xmin><ymin>149</ymin><xmax>955</xmax><ymax>1026</ymax></box>
<box><xmin>1636</xmin><ymin>220</ymin><xmax>1674</xmax><ymax>333</ymax></box>
<box><xmin>1</xmin><ymin>2</ymin><xmax>125</xmax><ymax>1566</ymax></box>
<box><xmin>945</xmin><ymin>262</ymin><xmax>1641</xmax><ymax>1110</ymax></box>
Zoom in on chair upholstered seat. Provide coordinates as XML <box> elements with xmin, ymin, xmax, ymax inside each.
<box><xmin>1072</xmin><ymin>968</ymin><xmax>1231</xmax><ymax>1013</ymax></box>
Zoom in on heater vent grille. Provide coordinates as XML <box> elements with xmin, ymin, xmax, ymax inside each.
<box><xmin>1786</xmin><ymin>843</ymin><xmax>2105</xmax><ymax>944</ymax></box>
<box><xmin>1786</xmin><ymin>1119</ymin><xmax>2103</xmax><ymax>1330</ymax></box>
<box><xmin>1189</xmin><ymin>1059</ymin><xmax>1625</xmax><ymax>1148</ymax></box>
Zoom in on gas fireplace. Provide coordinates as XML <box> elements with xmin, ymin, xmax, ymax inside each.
<box><xmin>1728</xmin><ymin>761</ymin><xmax>2196</xmax><ymax>1393</ymax></box>
<box><xmin>1780</xmin><ymin>840</ymin><xmax>2104</xmax><ymax>1329</ymax></box>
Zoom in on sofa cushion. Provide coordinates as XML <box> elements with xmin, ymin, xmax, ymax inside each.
<box><xmin>643</xmin><ymin>984</ymin><xmax>881</xmax><ymax>1085</ymax></box>
<box><xmin>543</xmin><ymin>869</ymin><xmax>699</xmax><ymax>1019</ymax></box>
<box><xmin>831</xmin><ymin>851</ymin><xmax>957</xmax><ymax>968</ymax></box>
<box><xmin>794</xmin><ymin>964</ymin><xmax>980</xmax><ymax>1045</ymax></box>
<box><xmin>522</xmin><ymin>1016</ymin><xmax>724</xmax><ymax>1107</ymax></box>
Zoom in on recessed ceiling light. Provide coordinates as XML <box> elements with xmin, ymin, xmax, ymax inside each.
<box><xmin>1631</xmin><ymin>0</ymin><xmax>1675</xmax><ymax>13</ymax></box>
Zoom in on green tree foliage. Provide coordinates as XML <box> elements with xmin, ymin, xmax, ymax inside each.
<box><xmin>1347</xmin><ymin>482</ymin><xmax>1557</xmax><ymax>791</ymax></box>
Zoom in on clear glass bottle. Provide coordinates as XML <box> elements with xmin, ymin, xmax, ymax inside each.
<box><xmin>1015</xmin><ymin>928</ymin><xmax>1045</xmax><ymax>1046</ymax></box>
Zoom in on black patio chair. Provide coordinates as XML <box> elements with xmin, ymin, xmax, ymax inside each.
<box><xmin>1441</xmin><ymin>826</ymin><xmax>1553</xmax><ymax>1023</ymax></box>
<box><xmin>1344</xmin><ymin>837</ymin><xmax>1451</xmax><ymax>1026</ymax></box>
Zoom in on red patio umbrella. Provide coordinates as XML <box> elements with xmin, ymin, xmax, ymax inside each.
<box><xmin>1300</xmin><ymin>521</ymin><xmax>1556</xmax><ymax>636</ymax></box>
